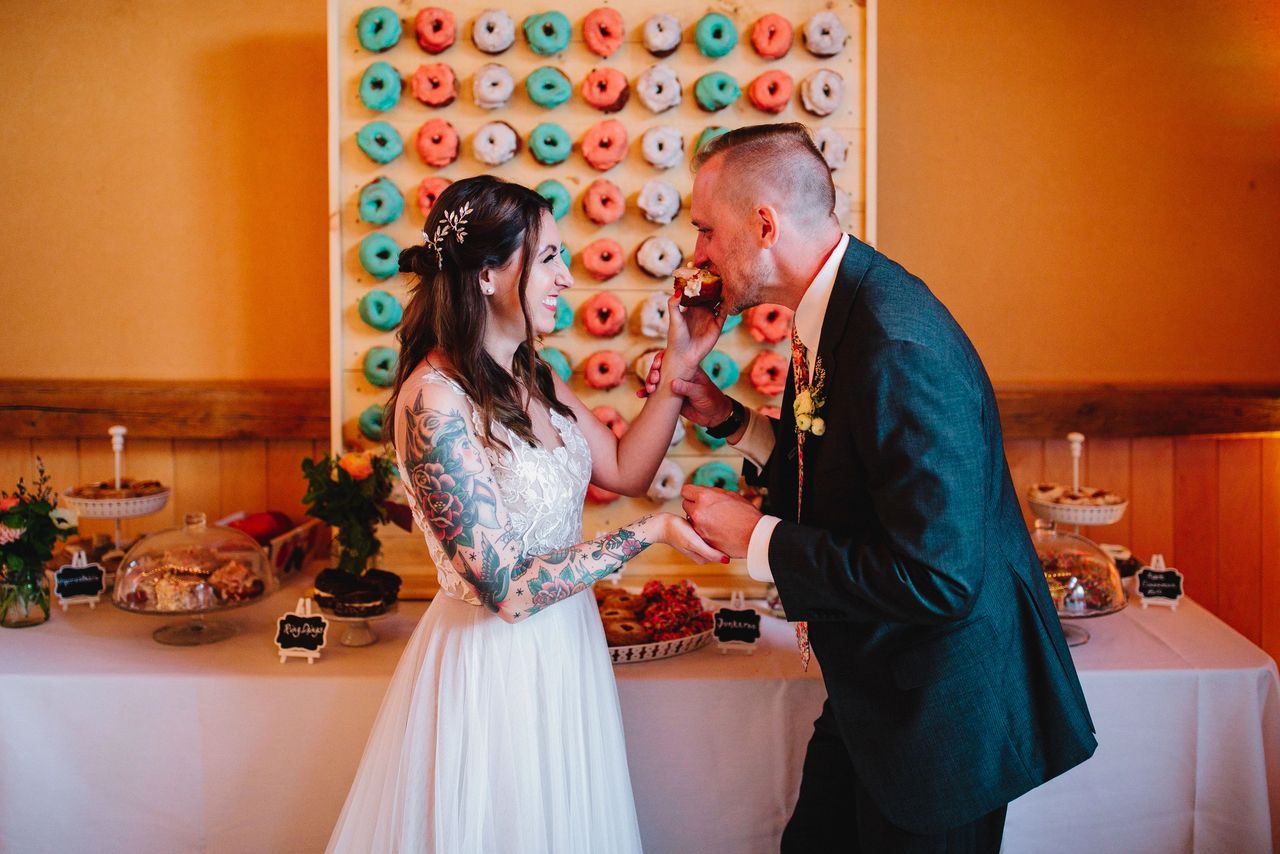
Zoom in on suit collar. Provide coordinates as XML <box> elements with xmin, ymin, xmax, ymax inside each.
<box><xmin>816</xmin><ymin>235</ymin><xmax>877</xmax><ymax>363</ymax></box>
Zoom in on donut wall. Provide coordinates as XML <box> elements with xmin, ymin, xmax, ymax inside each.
<box><xmin>328</xmin><ymin>0</ymin><xmax>868</xmax><ymax>594</ymax></box>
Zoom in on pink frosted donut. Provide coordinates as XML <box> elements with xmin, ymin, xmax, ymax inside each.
<box><xmin>748</xmin><ymin>70</ymin><xmax>793</xmax><ymax>114</ymax></box>
<box><xmin>582</xmin><ymin>178</ymin><xmax>625</xmax><ymax>225</ymax></box>
<box><xmin>580</xmin><ymin>67</ymin><xmax>630</xmax><ymax>113</ymax></box>
<box><xmin>591</xmin><ymin>405</ymin><xmax>630</xmax><ymax>438</ymax></box>
<box><xmin>744</xmin><ymin>303</ymin><xmax>795</xmax><ymax>343</ymax></box>
<box><xmin>417</xmin><ymin>176</ymin><xmax>452</xmax><ymax>217</ymax></box>
<box><xmin>411</xmin><ymin>63</ymin><xmax>457</xmax><ymax>107</ymax></box>
<box><xmin>415</xmin><ymin>119</ymin><xmax>459</xmax><ymax>166</ymax></box>
<box><xmin>749</xmin><ymin>351</ymin><xmax>788</xmax><ymax>396</ymax></box>
<box><xmin>580</xmin><ymin>291</ymin><xmax>627</xmax><ymax>337</ymax></box>
<box><xmin>583</xmin><ymin>350</ymin><xmax>627</xmax><ymax>389</ymax></box>
<box><xmin>583</xmin><ymin>8</ymin><xmax>625</xmax><ymax>58</ymax></box>
<box><xmin>581</xmin><ymin>238</ymin><xmax>625</xmax><ymax>281</ymax></box>
<box><xmin>414</xmin><ymin>8</ymin><xmax>456</xmax><ymax>53</ymax></box>
<box><xmin>751</xmin><ymin>14</ymin><xmax>793</xmax><ymax>59</ymax></box>
<box><xmin>581</xmin><ymin>120</ymin><xmax>629</xmax><ymax>171</ymax></box>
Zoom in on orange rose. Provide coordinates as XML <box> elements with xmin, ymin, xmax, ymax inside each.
<box><xmin>337</xmin><ymin>452</ymin><xmax>374</xmax><ymax>481</ymax></box>
<box><xmin>0</xmin><ymin>496</ymin><xmax>18</xmax><ymax>513</ymax></box>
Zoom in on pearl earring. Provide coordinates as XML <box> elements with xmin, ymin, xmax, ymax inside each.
<box><xmin>482</xmin><ymin>285</ymin><xmax>494</xmax><ymax>295</ymax></box>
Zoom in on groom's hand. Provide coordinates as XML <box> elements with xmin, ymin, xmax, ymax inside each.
<box><xmin>680</xmin><ymin>485</ymin><xmax>760</xmax><ymax>559</ymax></box>
<box><xmin>637</xmin><ymin>351</ymin><xmax>733</xmax><ymax>426</ymax></box>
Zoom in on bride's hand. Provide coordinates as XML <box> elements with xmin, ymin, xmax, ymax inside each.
<box><xmin>658</xmin><ymin>512</ymin><xmax>729</xmax><ymax>564</ymax></box>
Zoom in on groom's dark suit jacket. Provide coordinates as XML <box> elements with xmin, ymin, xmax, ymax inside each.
<box><xmin>746</xmin><ymin>236</ymin><xmax>1096</xmax><ymax>834</ymax></box>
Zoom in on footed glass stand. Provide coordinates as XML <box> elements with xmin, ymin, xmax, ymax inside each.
<box><xmin>320</xmin><ymin>604</ymin><xmax>398</xmax><ymax>647</ymax></box>
<box><xmin>153</xmin><ymin>614</ymin><xmax>239</xmax><ymax>646</ymax></box>
<box><xmin>1061</xmin><ymin>623</ymin><xmax>1090</xmax><ymax>647</ymax></box>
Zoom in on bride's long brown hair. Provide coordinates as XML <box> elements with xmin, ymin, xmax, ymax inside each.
<box><xmin>386</xmin><ymin>175</ymin><xmax>573</xmax><ymax>452</ymax></box>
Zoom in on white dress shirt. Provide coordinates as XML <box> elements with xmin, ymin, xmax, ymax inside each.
<box><xmin>733</xmin><ymin>233</ymin><xmax>850</xmax><ymax>582</ymax></box>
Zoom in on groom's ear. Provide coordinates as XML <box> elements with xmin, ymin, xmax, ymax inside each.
<box><xmin>755</xmin><ymin>205</ymin><xmax>781</xmax><ymax>249</ymax></box>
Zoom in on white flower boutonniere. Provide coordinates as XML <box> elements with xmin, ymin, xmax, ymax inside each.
<box><xmin>793</xmin><ymin>357</ymin><xmax>828</xmax><ymax>438</ymax></box>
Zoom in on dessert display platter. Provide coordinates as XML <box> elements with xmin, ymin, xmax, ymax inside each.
<box><xmin>327</xmin><ymin>0</ymin><xmax>873</xmax><ymax>590</ymax></box>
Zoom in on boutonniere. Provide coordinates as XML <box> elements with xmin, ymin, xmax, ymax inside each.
<box><xmin>792</xmin><ymin>357</ymin><xmax>828</xmax><ymax>437</ymax></box>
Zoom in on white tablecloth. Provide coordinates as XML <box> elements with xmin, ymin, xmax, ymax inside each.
<box><xmin>1</xmin><ymin>577</ymin><xmax>1276</xmax><ymax>854</ymax></box>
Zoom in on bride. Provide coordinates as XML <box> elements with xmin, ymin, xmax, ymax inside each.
<box><xmin>326</xmin><ymin>175</ymin><xmax>725</xmax><ymax>853</ymax></box>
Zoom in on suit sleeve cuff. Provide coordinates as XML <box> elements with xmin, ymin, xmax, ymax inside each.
<box><xmin>731</xmin><ymin>408</ymin><xmax>776</xmax><ymax>471</ymax></box>
<box><xmin>746</xmin><ymin>514</ymin><xmax>781</xmax><ymax>583</ymax></box>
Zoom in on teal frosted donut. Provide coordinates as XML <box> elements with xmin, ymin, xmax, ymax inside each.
<box><xmin>356</xmin><ymin>120</ymin><xmax>403</xmax><ymax>164</ymax></box>
<box><xmin>696</xmin><ymin>126</ymin><xmax>730</xmax><ymax>153</ymax></box>
<box><xmin>358</xmin><ymin>177</ymin><xmax>403</xmax><ymax>225</ymax></box>
<box><xmin>721</xmin><ymin>312</ymin><xmax>742</xmax><ymax>334</ymax></box>
<box><xmin>692</xmin><ymin>461</ymin><xmax>740</xmax><ymax>492</ymax></box>
<box><xmin>358</xmin><ymin>404</ymin><xmax>386</xmax><ymax>441</ymax></box>
<box><xmin>526</xmin><ymin>66</ymin><xmax>572</xmax><ymax>108</ymax></box>
<box><xmin>692</xmin><ymin>424</ymin><xmax>727</xmax><ymax>450</ymax></box>
<box><xmin>523</xmin><ymin>12</ymin><xmax>571</xmax><ymax>56</ymax></box>
<box><xmin>695</xmin><ymin>73</ymin><xmax>741</xmax><ymax>112</ymax></box>
<box><xmin>358</xmin><ymin>233</ymin><xmax>400</xmax><ymax>280</ymax></box>
<box><xmin>363</xmin><ymin>346</ymin><xmax>398</xmax><ymax>387</ymax></box>
<box><xmin>553</xmin><ymin>294</ymin><xmax>573</xmax><ymax>332</ymax></box>
<box><xmin>358</xmin><ymin>289</ymin><xmax>403</xmax><ymax>331</ymax></box>
<box><xmin>559</xmin><ymin>243</ymin><xmax>571</xmax><ymax>267</ymax></box>
<box><xmin>538</xmin><ymin>346</ymin><xmax>573</xmax><ymax>382</ymax></box>
<box><xmin>359</xmin><ymin>62</ymin><xmax>402</xmax><ymax>111</ymax></box>
<box><xmin>529</xmin><ymin>122</ymin><xmax>572</xmax><ymax>165</ymax></box>
<box><xmin>701</xmin><ymin>350</ymin><xmax>740</xmax><ymax>390</ymax></box>
<box><xmin>357</xmin><ymin>7</ymin><xmax>402</xmax><ymax>53</ymax></box>
<box><xmin>536</xmin><ymin>179</ymin><xmax>571</xmax><ymax>220</ymax></box>
<box><xmin>695</xmin><ymin>13</ymin><xmax>738</xmax><ymax>58</ymax></box>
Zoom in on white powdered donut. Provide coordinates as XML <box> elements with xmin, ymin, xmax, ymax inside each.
<box><xmin>833</xmin><ymin>187</ymin><xmax>851</xmax><ymax>225</ymax></box>
<box><xmin>641</xmin><ymin>125</ymin><xmax>684</xmax><ymax>170</ymax></box>
<box><xmin>636</xmin><ymin>65</ymin><xmax>682</xmax><ymax>114</ymax></box>
<box><xmin>803</xmin><ymin>11</ymin><xmax>848</xmax><ymax>57</ymax></box>
<box><xmin>668</xmin><ymin>418</ymin><xmax>685</xmax><ymax>448</ymax></box>
<box><xmin>642</xmin><ymin>14</ymin><xmax>682</xmax><ymax>56</ymax></box>
<box><xmin>472</xmin><ymin>63</ymin><xmax>514</xmax><ymax>109</ymax></box>
<box><xmin>800</xmin><ymin>69</ymin><xmax>844</xmax><ymax>117</ymax></box>
<box><xmin>638</xmin><ymin>291</ymin><xmax>669</xmax><ymax>339</ymax></box>
<box><xmin>473</xmin><ymin>121</ymin><xmax>518</xmax><ymax>165</ymax></box>
<box><xmin>632</xmin><ymin>347</ymin><xmax>662</xmax><ymax>383</ymax></box>
<box><xmin>647</xmin><ymin>458</ymin><xmax>685</xmax><ymax>502</ymax></box>
<box><xmin>637</xmin><ymin>179</ymin><xmax>682</xmax><ymax>224</ymax></box>
<box><xmin>472</xmin><ymin>9</ymin><xmax>516</xmax><ymax>54</ymax></box>
<box><xmin>814</xmin><ymin>127</ymin><xmax>849</xmax><ymax>171</ymax></box>
<box><xmin>636</xmin><ymin>235</ymin><xmax>683</xmax><ymax>278</ymax></box>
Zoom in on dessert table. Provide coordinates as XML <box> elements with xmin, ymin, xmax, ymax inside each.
<box><xmin>1</xmin><ymin>575</ymin><xmax>1276</xmax><ymax>854</ymax></box>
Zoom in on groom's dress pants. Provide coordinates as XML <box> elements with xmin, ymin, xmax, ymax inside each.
<box><xmin>781</xmin><ymin>701</ymin><xmax>1007</xmax><ymax>854</ymax></box>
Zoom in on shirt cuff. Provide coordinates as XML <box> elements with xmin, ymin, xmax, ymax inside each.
<box><xmin>731</xmin><ymin>408</ymin><xmax>776</xmax><ymax>471</ymax></box>
<box><xmin>746</xmin><ymin>515</ymin><xmax>781</xmax><ymax>583</ymax></box>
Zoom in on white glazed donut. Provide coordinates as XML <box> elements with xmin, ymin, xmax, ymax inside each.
<box><xmin>641</xmin><ymin>125</ymin><xmax>684</xmax><ymax>170</ymax></box>
<box><xmin>803</xmin><ymin>11</ymin><xmax>848</xmax><ymax>57</ymax></box>
<box><xmin>800</xmin><ymin>69</ymin><xmax>844</xmax><ymax>117</ymax></box>
<box><xmin>472</xmin><ymin>63</ymin><xmax>514</xmax><ymax>109</ymax></box>
<box><xmin>814</xmin><ymin>127</ymin><xmax>849</xmax><ymax>171</ymax></box>
<box><xmin>473</xmin><ymin>121</ymin><xmax>519</xmax><ymax>165</ymax></box>
<box><xmin>642</xmin><ymin>14</ymin><xmax>682</xmax><ymax>57</ymax></box>
<box><xmin>637</xmin><ymin>179</ymin><xmax>682</xmax><ymax>224</ymax></box>
<box><xmin>636</xmin><ymin>65</ymin><xmax>682</xmax><ymax>114</ymax></box>
<box><xmin>668</xmin><ymin>418</ymin><xmax>685</xmax><ymax>448</ymax></box>
<box><xmin>833</xmin><ymin>187</ymin><xmax>851</xmax><ymax>225</ymax></box>
<box><xmin>632</xmin><ymin>347</ymin><xmax>662</xmax><ymax>383</ymax></box>
<box><xmin>636</xmin><ymin>235</ymin><xmax>683</xmax><ymax>278</ymax></box>
<box><xmin>472</xmin><ymin>9</ymin><xmax>516</xmax><ymax>54</ymax></box>
<box><xmin>647</xmin><ymin>458</ymin><xmax>685</xmax><ymax>502</ymax></box>
<box><xmin>638</xmin><ymin>291</ymin><xmax>669</xmax><ymax>339</ymax></box>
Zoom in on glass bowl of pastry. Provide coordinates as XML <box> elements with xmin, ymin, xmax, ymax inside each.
<box><xmin>112</xmin><ymin>512</ymin><xmax>277</xmax><ymax>644</ymax></box>
<box><xmin>1025</xmin><ymin>481</ymin><xmax>1128</xmax><ymax>527</ymax></box>
<box><xmin>1031</xmin><ymin>519</ymin><xmax>1127</xmax><ymax>646</ymax></box>
<box><xmin>63</xmin><ymin>477</ymin><xmax>170</xmax><ymax>519</ymax></box>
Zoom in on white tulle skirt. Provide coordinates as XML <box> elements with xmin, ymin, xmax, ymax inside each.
<box><xmin>326</xmin><ymin>589</ymin><xmax>643</xmax><ymax>854</ymax></box>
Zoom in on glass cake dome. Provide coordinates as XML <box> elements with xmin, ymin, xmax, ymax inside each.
<box><xmin>1031</xmin><ymin>519</ymin><xmax>1126</xmax><ymax>646</ymax></box>
<box><xmin>113</xmin><ymin>512</ymin><xmax>276</xmax><ymax>644</ymax></box>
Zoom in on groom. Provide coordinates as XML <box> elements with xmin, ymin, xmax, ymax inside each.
<box><xmin>653</xmin><ymin>124</ymin><xmax>1097</xmax><ymax>851</ymax></box>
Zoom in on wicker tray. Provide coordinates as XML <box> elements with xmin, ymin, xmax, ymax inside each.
<box><xmin>1028</xmin><ymin>498</ymin><xmax>1128</xmax><ymax>527</ymax></box>
<box><xmin>608</xmin><ymin>628</ymin><xmax>713</xmax><ymax>665</ymax></box>
<box><xmin>61</xmin><ymin>489</ymin><xmax>170</xmax><ymax>519</ymax></box>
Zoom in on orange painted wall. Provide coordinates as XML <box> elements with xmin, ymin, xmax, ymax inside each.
<box><xmin>877</xmin><ymin>0</ymin><xmax>1280</xmax><ymax>382</ymax></box>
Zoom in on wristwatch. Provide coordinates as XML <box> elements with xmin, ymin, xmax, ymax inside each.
<box><xmin>705</xmin><ymin>398</ymin><xmax>747</xmax><ymax>440</ymax></box>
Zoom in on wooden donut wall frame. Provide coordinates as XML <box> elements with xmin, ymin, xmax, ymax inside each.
<box><xmin>328</xmin><ymin>0</ymin><xmax>872</xmax><ymax>593</ymax></box>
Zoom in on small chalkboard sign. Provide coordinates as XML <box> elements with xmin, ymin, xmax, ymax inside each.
<box><xmin>1136</xmin><ymin>554</ymin><xmax>1184</xmax><ymax>610</ymax></box>
<box><xmin>276</xmin><ymin>598</ymin><xmax>329</xmax><ymax>663</ymax></box>
<box><xmin>54</xmin><ymin>551</ymin><xmax>105</xmax><ymax>610</ymax></box>
<box><xmin>715</xmin><ymin>591</ymin><xmax>762</xmax><ymax>654</ymax></box>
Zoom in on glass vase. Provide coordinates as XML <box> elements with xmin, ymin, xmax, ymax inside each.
<box><xmin>0</xmin><ymin>570</ymin><xmax>51</xmax><ymax>628</ymax></box>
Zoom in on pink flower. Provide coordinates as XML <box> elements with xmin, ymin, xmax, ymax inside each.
<box><xmin>0</xmin><ymin>496</ymin><xmax>18</xmax><ymax>513</ymax></box>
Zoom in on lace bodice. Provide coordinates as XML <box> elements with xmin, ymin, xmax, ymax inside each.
<box><xmin>395</xmin><ymin>368</ymin><xmax>592</xmax><ymax>605</ymax></box>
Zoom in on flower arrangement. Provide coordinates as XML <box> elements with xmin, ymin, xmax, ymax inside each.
<box><xmin>1</xmin><ymin>458</ymin><xmax>78</xmax><ymax>627</ymax></box>
<box><xmin>792</xmin><ymin>367</ymin><xmax>828</xmax><ymax>437</ymax></box>
<box><xmin>301</xmin><ymin>450</ymin><xmax>397</xmax><ymax>576</ymax></box>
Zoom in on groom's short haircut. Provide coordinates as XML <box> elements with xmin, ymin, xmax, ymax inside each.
<box><xmin>692</xmin><ymin>123</ymin><xmax>836</xmax><ymax>226</ymax></box>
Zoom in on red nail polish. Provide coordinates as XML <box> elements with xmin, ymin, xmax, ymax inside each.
<box><xmin>720</xmin><ymin>556</ymin><xmax>730</xmax><ymax>564</ymax></box>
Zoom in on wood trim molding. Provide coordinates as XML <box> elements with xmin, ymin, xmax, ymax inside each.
<box><xmin>2</xmin><ymin>379</ymin><xmax>1278</xmax><ymax>440</ymax></box>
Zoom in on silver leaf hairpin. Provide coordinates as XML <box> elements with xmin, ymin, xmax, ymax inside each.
<box><xmin>422</xmin><ymin>201</ymin><xmax>473</xmax><ymax>270</ymax></box>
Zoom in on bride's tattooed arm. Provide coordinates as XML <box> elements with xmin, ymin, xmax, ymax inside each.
<box><xmin>401</xmin><ymin>387</ymin><xmax>661</xmax><ymax>622</ymax></box>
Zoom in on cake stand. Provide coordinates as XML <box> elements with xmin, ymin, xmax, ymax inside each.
<box><xmin>319</xmin><ymin>603</ymin><xmax>398</xmax><ymax>647</ymax></box>
<box><xmin>59</xmin><ymin>426</ymin><xmax>169</xmax><ymax>549</ymax></box>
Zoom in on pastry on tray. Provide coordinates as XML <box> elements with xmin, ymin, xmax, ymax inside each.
<box><xmin>70</xmin><ymin>478</ymin><xmax>168</xmax><ymax>499</ymax></box>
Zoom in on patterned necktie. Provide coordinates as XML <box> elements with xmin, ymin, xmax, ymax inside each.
<box><xmin>790</xmin><ymin>327</ymin><xmax>812</xmax><ymax>671</ymax></box>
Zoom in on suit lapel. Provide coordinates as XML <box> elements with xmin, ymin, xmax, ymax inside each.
<box><xmin>815</xmin><ymin>235</ymin><xmax>877</xmax><ymax>367</ymax></box>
